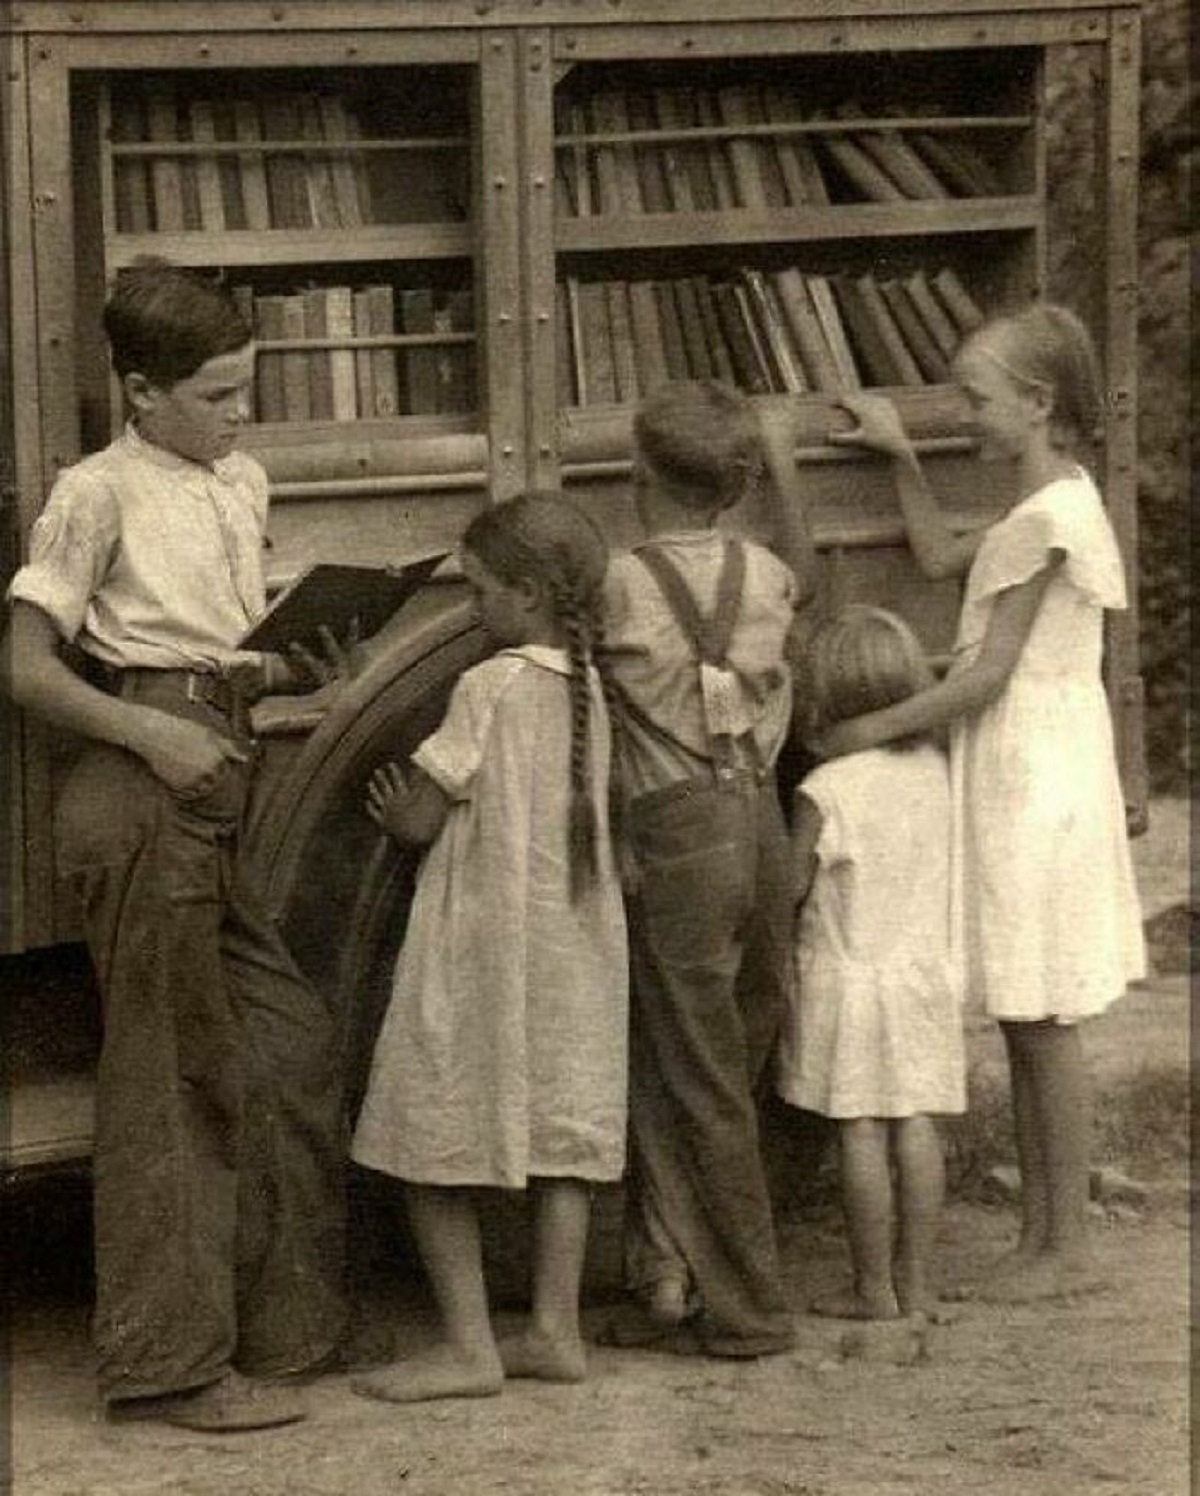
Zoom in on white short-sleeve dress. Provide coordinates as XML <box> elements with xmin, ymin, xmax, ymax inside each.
<box><xmin>351</xmin><ymin>644</ymin><xmax>629</xmax><ymax>1189</ymax></box>
<box><xmin>951</xmin><ymin>471</ymin><xmax>1145</xmax><ymax>1022</ymax></box>
<box><xmin>777</xmin><ymin>744</ymin><xmax>966</xmax><ymax>1119</ymax></box>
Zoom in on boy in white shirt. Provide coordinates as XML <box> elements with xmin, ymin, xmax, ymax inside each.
<box><xmin>4</xmin><ymin>261</ymin><xmax>348</xmax><ymax>1430</ymax></box>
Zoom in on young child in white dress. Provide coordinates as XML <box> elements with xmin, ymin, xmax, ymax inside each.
<box><xmin>350</xmin><ymin>494</ymin><xmax>628</xmax><ymax>1402</ymax></box>
<box><xmin>779</xmin><ymin>606</ymin><xmax>965</xmax><ymax>1320</ymax></box>
<box><xmin>822</xmin><ymin>304</ymin><xmax>1145</xmax><ymax>1303</ymax></box>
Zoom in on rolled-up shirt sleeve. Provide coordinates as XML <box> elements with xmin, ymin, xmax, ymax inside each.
<box><xmin>8</xmin><ymin>474</ymin><xmax>120</xmax><ymax>643</ymax></box>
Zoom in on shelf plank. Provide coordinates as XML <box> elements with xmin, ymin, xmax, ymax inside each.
<box><xmin>555</xmin><ymin>197</ymin><xmax>1039</xmax><ymax>252</ymax></box>
<box><xmin>107</xmin><ymin>223</ymin><xmax>472</xmax><ymax>268</ymax></box>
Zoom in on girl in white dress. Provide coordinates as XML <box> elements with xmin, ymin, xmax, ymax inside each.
<box><xmin>779</xmin><ymin>607</ymin><xmax>965</xmax><ymax>1320</ymax></box>
<box><xmin>351</xmin><ymin>494</ymin><xmax>628</xmax><ymax>1401</ymax></box>
<box><xmin>823</xmin><ymin>305</ymin><xmax>1145</xmax><ymax>1303</ymax></box>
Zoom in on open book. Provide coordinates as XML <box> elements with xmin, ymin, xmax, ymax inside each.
<box><xmin>241</xmin><ymin>551</ymin><xmax>448</xmax><ymax>655</ymax></box>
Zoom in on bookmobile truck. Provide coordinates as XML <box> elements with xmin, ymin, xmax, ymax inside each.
<box><xmin>1</xmin><ymin>0</ymin><xmax>1144</xmax><ymax>1180</ymax></box>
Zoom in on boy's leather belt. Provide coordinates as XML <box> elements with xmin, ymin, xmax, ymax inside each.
<box><xmin>99</xmin><ymin>665</ymin><xmax>245</xmax><ymax>722</ymax></box>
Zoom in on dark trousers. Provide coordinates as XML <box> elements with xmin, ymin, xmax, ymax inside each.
<box><xmin>624</xmin><ymin>773</ymin><xmax>795</xmax><ymax>1355</ymax></box>
<box><xmin>56</xmin><ymin>683</ymin><xmax>347</xmax><ymax>1402</ymax></box>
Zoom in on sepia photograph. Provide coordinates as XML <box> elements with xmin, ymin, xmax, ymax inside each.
<box><xmin>0</xmin><ymin>2</ymin><xmax>1189</xmax><ymax>1492</ymax></box>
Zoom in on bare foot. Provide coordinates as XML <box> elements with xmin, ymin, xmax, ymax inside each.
<box><xmin>498</xmin><ymin>1329</ymin><xmax>586</xmax><ymax>1384</ymax></box>
<box><xmin>351</xmin><ymin>1345</ymin><xmax>503</xmax><ymax>1405</ymax></box>
<box><xmin>809</xmin><ymin>1288</ymin><xmax>901</xmax><ymax>1322</ymax></box>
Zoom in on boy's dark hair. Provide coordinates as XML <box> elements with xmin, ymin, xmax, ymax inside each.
<box><xmin>103</xmin><ymin>258</ymin><xmax>251</xmax><ymax>388</ymax></box>
<box><xmin>634</xmin><ymin>379</ymin><xmax>763</xmax><ymax>514</ymax></box>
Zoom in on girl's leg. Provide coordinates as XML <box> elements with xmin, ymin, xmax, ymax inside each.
<box><xmin>353</xmin><ymin>1185</ymin><xmax>503</xmax><ymax>1403</ymax></box>
<box><xmin>1001</xmin><ymin>1021</ymin><xmax>1052</xmax><ymax>1265</ymax></box>
<box><xmin>1030</xmin><ymin>1024</ymin><xmax>1093</xmax><ymax>1270</ymax></box>
<box><xmin>980</xmin><ymin>1023</ymin><xmax>1097</xmax><ymax>1302</ymax></box>
<box><xmin>892</xmin><ymin>1115</ymin><xmax>945</xmax><ymax>1316</ymax></box>
<box><xmin>812</xmin><ymin>1118</ymin><xmax>900</xmax><ymax>1320</ymax></box>
<box><xmin>499</xmin><ymin>1178</ymin><xmax>590</xmax><ymax>1383</ymax></box>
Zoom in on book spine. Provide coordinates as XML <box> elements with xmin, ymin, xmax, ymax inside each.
<box><xmin>879</xmin><ymin>279</ymin><xmax>951</xmax><ymax>382</ymax></box>
<box><xmin>716</xmin><ymin>85</ymin><xmax>768</xmax><ymax>211</ymax></box>
<box><xmin>856</xmin><ymin>274</ymin><xmax>925</xmax><ymax>386</ymax></box>
<box><xmin>302</xmin><ymin>287</ymin><xmax>333</xmax><ymax>421</ymax></box>
<box><xmin>233</xmin><ymin>100</ymin><xmax>271</xmax><ymax>230</ymax></box>
<box><xmin>110</xmin><ymin>91</ymin><xmax>152</xmax><ymax>233</ymax></box>
<box><xmin>605</xmin><ymin>281</ymin><xmax>641</xmax><ymax>404</ymax></box>
<box><xmin>651</xmin><ymin>89</ymin><xmax>696</xmax><ymax>213</ymax></box>
<box><xmin>627</xmin><ymin>280</ymin><xmax>670</xmax><ymax>395</ymax></box>
<box><xmin>626</xmin><ymin>92</ymin><xmax>670</xmax><ymax>215</ymax></box>
<box><xmin>732</xmin><ymin>281</ymin><xmax>778</xmax><ymax>391</ymax></box>
<box><xmin>932</xmin><ymin>268</ymin><xmax>986</xmax><ymax>335</ymax></box>
<box><xmin>832</xmin><ymin>275</ymin><xmax>904</xmax><ymax>387</ymax></box>
<box><xmin>432</xmin><ymin>290</ymin><xmax>476</xmax><ymax>413</ymax></box>
<box><xmin>212</xmin><ymin>100</ymin><xmax>247</xmax><ymax>230</ymax></box>
<box><xmin>565</xmin><ymin>277</ymin><xmax>589</xmax><ymax>406</ymax></box>
<box><xmin>760</xmin><ymin>85</ymin><xmax>810</xmax><ymax>206</ymax></box>
<box><xmin>317</xmin><ymin>94</ymin><xmax>364</xmax><ymax>228</ymax></box>
<box><xmin>578</xmin><ymin>281</ymin><xmax>619</xmax><ymax>404</ymax></box>
<box><xmin>299</xmin><ymin>95</ymin><xmax>342</xmax><ymax>229</ymax></box>
<box><xmin>654</xmin><ymin>282</ymin><xmax>691</xmax><ymax>382</ymax></box>
<box><xmin>280</xmin><ymin>294</ymin><xmax>312</xmax><ymax>420</ymax></box>
<box><xmin>820</xmin><ymin>133</ymin><xmax>905</xmax><ymax>202</ymax></box>
<box><xmin>694</xmin><ymin>91</ymin><xmax>738</xmax><ymax>210</ymax></box>
<box><xmin>252</xmin><ymin>295</ymin><xmax>287</xmax><ymax>423</ymax></box>
<box><xmin>261</xmin><ymin>94</ymin><xmax>312</xmax><ymax>228</ymax></box>
<box><xmin>367</xmin><ymin>285</ymin><xmax>400</xmax><ymax>416</ymax></box>
<box><xmin>555</xmin><ymin>281</ymin><xmax>577</xmax><ymax>406</ymax></box>
<box><xmin>567</xmin><ymin>102</ymin><xmax>594</xmax><ymax>218</ymax></box>
<box><xmin>352</xmin><ymin>288</ymin><xmax>376</xmax><ymax>419</ymax></box>
<box><xmin>854</xmin><ymin>128</ymin><xmax>949</xmax><ymax>199</ymax></box>
<box><xmin>146</xmin><ymin>90</ymin><xmax>185</xmax><ymax>232</ymax></box>
<box><xmin>770</xmin><ymin>268</ymin><xmax>843</xmax><ymax>391</ymax></box>
<box><xmin>325</xmin><ymin>285</ymin><xmax>357</xmax><ymax>421</ymax></box>
<box><xmin>807</xmin><ymin>275</ymin><xmax>863</xmax><ymax>389</ymax></box>
<box><xmin>910</xmin><ymin>131</ymin><xmax>1004</xmax><ymax>197</ymax></box>
<box><xmin>690</xmin><ymin>276</ymin><xmax>736</xmax><ymax>387</ymax></box>
<box><xmin>188</xmin><ymin>98</ymin><xmax>225</xmax><ymax>231</ymax></box>
<box><xmin>741</xmin><ymin>269</ymin><xmax>807</xmax><ymax>392</ymax></box>
<box><xmin>711</xmin><ymin>281</ymin><xmax>770</xmax><ymax>394</ymax></box>
<box><xmin>904</xmin><ymin>269</ymin><xmax>961</xmax><ymax>361</ymax></box>
<box><xmin>673</xmin><ymin>277</ymin><xmax>715</xmax><ymax>380</ymax></box>
<box><xmin>401</xmin><ymin>289</ymin><xmax>439</xmax><ymax>415</ymax></box>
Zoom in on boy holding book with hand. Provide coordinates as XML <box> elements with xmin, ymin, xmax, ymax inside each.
<box><xmin>3</xmin><ymin>260</ymin><xmax>355</xmax><ymax>1431</ymax></box>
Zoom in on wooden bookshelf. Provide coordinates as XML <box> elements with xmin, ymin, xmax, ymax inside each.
<box><xmin>548</xmin><ymin>54</ymin><xmax>1044</xmax><ymax>411</ymax></box>
<box><xmin>96</xmin><ymin>75</ymin><xmax>479</xmax><ymax>437</ymax></box>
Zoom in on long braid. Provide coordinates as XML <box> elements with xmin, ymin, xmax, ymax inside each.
<box><xmin>555</xmin><ymin>580</ymin><xmax>599</xmax><ymax>902</ymax></box>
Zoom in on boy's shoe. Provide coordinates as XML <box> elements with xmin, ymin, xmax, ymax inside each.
<box><xmin>271</xmin><ymin>1319</ymin><xmax>397</xmax><ymax>1383</ymax></box>
<box><xmin>108</xmin><ymin>1370</ymin><xmax>307</xmax><ymax>1431</ymax></box>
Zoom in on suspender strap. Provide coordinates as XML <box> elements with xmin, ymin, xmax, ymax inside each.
<box><xmin>634</xmin><ymin>541</ymin><xmax>752</xmax><ymax>777</ymax></box>
<box><xmin>634</xmin><ymin>540</ymin><xmax>746</xmax><ymax>666</ymax></box>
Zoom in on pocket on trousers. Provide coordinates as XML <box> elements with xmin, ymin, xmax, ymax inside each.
<box><xmin>160</xmin><ymin>806</ymin><xmax>227</xmax><ymax>906</ymax></box>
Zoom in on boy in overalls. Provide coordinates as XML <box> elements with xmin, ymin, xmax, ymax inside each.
<box><xmin>601</xmin><ymin>380</ymin><xmax>817</xmax><ymax>1355</ymax></box>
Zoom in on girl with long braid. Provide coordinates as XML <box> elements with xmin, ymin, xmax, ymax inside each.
<box><xmin>350</xmin><ymin>494</ymin><xmax>628</xmax><ymax>1402</ymax></box>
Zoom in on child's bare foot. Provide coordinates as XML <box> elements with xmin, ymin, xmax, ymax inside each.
<box><xmin>810</xmin><ymin>1287</ymin><xmax>901</xmax><ymax>1321</ymax></box>
<box><xmin>945</xmin><ymin>1242</ymin><xmax>1044</xmax><ymax>1301</ymax></box>
<box><xmin>351</xmin><ymin>1344</ymin><xmax>503</xmax><ymax>1405</ymax></box>
<box><xmin>497</xmin><ymin>1329</ymin><xmax>586</xmax><ymax>1383</ymax></box>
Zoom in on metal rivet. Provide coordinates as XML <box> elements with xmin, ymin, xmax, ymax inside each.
<box><xmin>536</xmin><ymin>311</ymin><xmax>549</xmax><ymax>323</ymax></box>
<box><xmin>271</xmin><ymin>7</ymin><xmax>285</xmax><ymax>20</ymax></box>
<box><xmin>199</xmin><ymin>44</ymin><xmax>210</xmax><ymax>57</ymax></box>
<box><xmin>346</xmin><ymin>44</ymin><xmax>358</xmax><ymax>57</ymax></box>
<box><xmin>493</xmin><ymin>176</ymin><xmax>506</xmax><ymax>189</ymax></box>
<box><xmin>533</xmin><ymin>175</ymin><xmax>546</xmax><ymax>188</ymax></box>
<box><xmin>539</xmin><ymin>443</ymin><xmax>552</xmax><ymax>455</ymax></box>
<box><xmin>498</xmin><ymin>313</ymin><xmax>512</xmax><ymax>325</ymax></box>
<box><xmin>501</xmin><ymin>444</ymin><xmax>514</xmax><ymax>456</ymax></box>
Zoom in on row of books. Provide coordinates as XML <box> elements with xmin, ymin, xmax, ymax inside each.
<box><xmin>230</xmin><ymin>285</ymin><xmax>476</xmax><ymax>424</ymax></box>
<box><xmin>557</xmin><ymin>265</ymin><xmax>985</xmax><ymax>407</ymax></box>
<box><xmin>110</xmin><ymin>91</ymin><xmax>375</xmax><ymax>234</ymax></box>
<box><xmin>555</xmin><ymin>85</ymin><xmax>1005</xmax><ymax>218</ymax></box>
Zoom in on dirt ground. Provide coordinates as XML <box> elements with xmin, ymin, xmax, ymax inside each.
<box><xmin>4</xmin><ymin>801</ymin><xmax>1192</xmax><ymax>1496</ymax></box>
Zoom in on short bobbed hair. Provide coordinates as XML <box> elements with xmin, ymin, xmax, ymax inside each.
<box><xmin>804</xmin><ymin>605</ymin><xmax>935</xmax><ymax>748</ymax></box>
